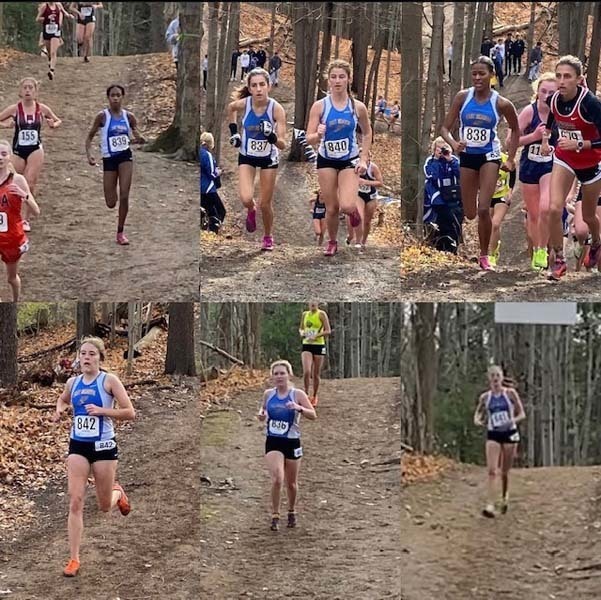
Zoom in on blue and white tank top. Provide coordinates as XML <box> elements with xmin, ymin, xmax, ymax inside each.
<box><xmin>70</xmin><ymin>372</ymin><xmax>115</xmax><ymax>442</ymax></box>
<box><xmin>486</xmin><ymin>389</ymin><xmax>515</xmax><ymax>432</ymax></box>
<box><xmin>240</xmin><ymin>96</ymin><xmax>279</xmax><ymax>163</ymax></box>
<box><xmin>100</xmin><ymin>108</ymin><xmax>131</xmax><ymax>158</ymax></box>
<box><xmin>265</xmin><ymin>388</ymin><xmax>301</xmax><ymax>439</ymax></box>
<box><xmin>459</xmin><ymin>88</ymin><xmax>501</xmax><ymax>157</ymax></box>
<box><xmin>521</xmin><ymin>101</ymin><xmax>556</xmax><ymax>166</ymax></box>
<box><xmin>318</xmin><ymin>95</ymin><xmax>359</xmax><ymax>161</ymax></box>
<box><xmin>358</xmin><ymin>161</ymin><xmax>377</xmax><ymax>198</ymax></box>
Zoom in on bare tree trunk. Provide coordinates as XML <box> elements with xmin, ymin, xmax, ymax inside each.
<box><xmin>384</xmin><ymin>4</ymin><xmax>395</xmax><ymax>102</ymax></box>
<box><xmin>462</xmin><ymin>2</ymin><xmax>475</xmax><ymax>87</ymax></box>
<box><xmin>268</xmin><ymin>2</ymin><xmax>276</xmax><ymax>56</ymax></box>
<box><xmin>450</xmin><ymin>3</ymin><xmax>465</xmax><ymax>101</ymax></box>
<box><xmin>165</xmin><ymin>303</ymin><xmax>197</xmax><ymax>375</ymax></box>
<box><xmin>76</xmin><ymin>303</ymin><xmax>95</xmax><ymax>343</ymax></box>
<box><xmin>525</xmin><ymin>1</ymin><xmax>536</xmax><ymax>80</ymax></box>
<box><xmin>317</xmin><ymin>1</ymin><xmax>334</xmax><ymax>99</ymax></box>
<box><xmin>350</xmin><ymin>3</ymin><xmax>369</xmax><ymax>101</ymax></box>
<box><xmin>0</xmin><ymin>304</ymin><xmax>18</xmax><ymax>387</ymax></box>
<box><xmin>334</xmin><ymin>2</ymin><xmax>342</xmax><ymax>59</ymax></box>
<box><xmin>204</xmin><ymin>3</ymin><xmax>219</xmax><ymax>137</ymax></box>
<box><xmin>587</xmin><ymin>3</ymin><xmax>601</xmax><ymax>91</ymax></box>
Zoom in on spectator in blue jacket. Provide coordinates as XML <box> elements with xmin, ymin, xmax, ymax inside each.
<box><xmin>200</xmin><ymin>132</ymin><xmax>226</xmax><ymax>233</ymax></box>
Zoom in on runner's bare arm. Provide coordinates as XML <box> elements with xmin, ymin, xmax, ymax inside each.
<box><xmin>88</xmin><ymin>373</ymin><xmax>135</xmax><ymax>420</ymax></box>
<box><xmin>273</xmin><ymin>102</ymin><xmax>287</xmax><ymax>150</ymax></box>
<box><xmin>305</xmin><ymin>100</ymin><xmax>324</xmax><ymax>147</ymax></box>
<box><xmin>499</xmin><ymin>98</ymin><xmax>520</xmax><ymax>164</ymax></box>
<box><xmin>58</xmin><ymin>3</ymin><xmax>75</xmax><ymax>19</ymax></box>
<box><xmin>11</xmin><ymin>174</ymin><xmax>40</xmax><ymax>217</ymax></box>
<box><xmin>257</xmin><ymin>390</ymin><xmax>269</xmax><ymax>420</ymax></box>
<box><xmin>68</xmin><ymin>3</ymin><xmax>81</xmax><ymax>17</ymax></box>
<box><xmin>36</xmin><ymin>4</ymin><xmax>46</xmax><ymax>22</ymax></box>
<box><xmin>318</xmin><ymin>311</ymin><xmax>332</xmax><ymax>338</ymax></box>
<box><xmin>511</xmin><ymin>104</ymin><xmax>539</xmax><ymax>146</ymax></box>
<box><xmin>85</xmin><ymin>111</ymin><xmax>104</xmax><ymax>163</ymax></box>
<box><xmin>356</xmin><ymin>101</ymin><xmax>372</xmax><ymax>159</ymax></box>
<box><xmin>441</xmin><ymin>91</ymin><xmax>468</xmax><ymax>152</ymax></box>
<box><xmin>40</xmin><ymin>104</ymin><xmax>62</xmax><ymax>128</ymax></box>
<box><xmin>127</xmin><ymin>112</ymin><xmax>146</xmax><ymax>144</ymax></box>
<box><xmin>299</xmin><ymin>312</ymin><xmax>306</xmax><ymax>337</ymax></box>
<box><xmin>0</xmin><ymin>104</ymin><xmax>17</xmax><ymax>123</ymax></box>
<box><xmin>54</xmin><ymin>377</ymin><xmax>75</xmax><ymax>421</ymax></box>
<box><xmin>294</xmin><ymin>389</ymin><xmax>316</xmax><ymax>420</ymax></box>
<box><xmin>473</xmin><ymin>393</ymin><xmax>486</xmax><ymax>426</ymax></box>
<box><xmin>227</xmin><ymin>98</ymin><xmax>246</xmax><ymax>125</ymax></box>
<box><xmin>508</xmin><ymin>388</ymin><xmax>526</xmax><ymax>423</ymax></box>
<box><xmin>369</xmin><ymin>163</ymin><xmax>384</xmax><ymax>187</ymax></box>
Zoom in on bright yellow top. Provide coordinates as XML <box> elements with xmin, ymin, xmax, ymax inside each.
<box><xmin>302</xmin><ymin>310</ymin><xmax>325</xmax><ymax>345</ymax></box>
<box><xmin>493</xmin><ymin>152</ymin><xmax>510</xmax><ymax>199</ymax></box>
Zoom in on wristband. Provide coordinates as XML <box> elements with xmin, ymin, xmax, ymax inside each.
<box><xmin>228</xmin><ymin>123</ymin><xmax>238</xmax><ymax>136</ymax></box>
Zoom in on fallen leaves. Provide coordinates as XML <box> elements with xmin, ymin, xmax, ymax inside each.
<box><xmin>200</xmin><ymin>366</ymin><xmax>269</xmax><ymax>410</ymax></box>
<box><xmin>401</xmin><ymin>453</ymin><xmax>456</xmax><ymax>484</ymax></box>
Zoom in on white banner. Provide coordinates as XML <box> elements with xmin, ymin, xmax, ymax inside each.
<box><xmin>494</xmin><ymin>302</ymin><xmax>577</xmax><ymax>325</ymax></box>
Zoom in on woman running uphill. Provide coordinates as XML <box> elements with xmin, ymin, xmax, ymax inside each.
<box><xmin>0</xmin><ymin>78</ymin><xmax>61</xmax><ymax>231</ymax></box>
<box><xmin>541</xmin><ymin>55</ymin><xmax>601</xmax><ymax>280</ymax></box>
<box><xmin>86</xmin><ymin>84</ymin><xmax>145</xmax><ymax>245</ymax></box>
<box><xmin>227</xmin><ymin>68</ymin><xmax>286</xmax><ymax>251</ymax></box>
<box><xmin>0</xmin><ymin>140</ymin><xmax>39</xmax><ymax>301</ymax></box>
<box><xmin>53</xmin><ymin>337</ymin><xmax>135</xmax><ymax>577</ymax></box>
<box><xmin>299</xmin><ymin>302</ymin><xmax>331</xmax><ymax>406</ymax></box>
<box><xmin>306</xmin><ymin>59</ymin><xmax>372</xmax><ymax>257</ymax></box>
<box><xmin>441</xmin><ymin>56</ymin><xmax>519</xmax><ymax>270</ymax></box>
<box><xmin>473</xmin><ymin>365</ymin><xmax>525</xmax><ymax>518</ymax></box>
<box><xmin>257</xmin><ymin>360</ymin><xmax>316</xmax><ymax>531</ymax></box>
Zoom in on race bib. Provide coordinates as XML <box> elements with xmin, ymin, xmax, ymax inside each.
<box><xmin>18</xmin><ymin>129</ymin><xmax>39</xmax><ymax>146</ymax></box>
<box><xmin>109</xmin><ymin>134</ymin><xmax>130</xmax><ymax>153</ymax></box>
<box><xmin>509</xmin><ymin>431</ymin><xmax>520</xmax><ymax>443</ymax></box>
<box><xmin>0</xmin><ymin>212</ymin><xmax>7</xmax><ymax>233</ymax></box>
<box><xmin>247</xmin><ymin>138</ymin><xmax>270</xmax><ymax>157</ymax></box>
<box><xmin>486</xmin><ymin>147</ymin><xmax>502</xmax><ymax>161</ymax></box>
<box><xmin>491</xmin><ymin>411</ymin><xmax>510</xmax><ymax>428</ymax></box>
<box><xmin>268</xmin><ymin>419</ymin><xmax>289</xmax><ymax>435</ymax></box>
<box><xmin>95</xmin><ymin>439</ymin><xmax>116</xmax><ymax>452</ymax></box>
<box><xmin>294</xmin><ymin>446</ymin><xmax>303</xmax><ymax>458</ymax></box>
<box><xmin>527</xmin><ymin>143</ymin><xmax>552</xmax><ymax>162</ymax></box>
<box><xmin>325</xmin><ymin>138</ymin><xmax>349</xmax><ymax>159</ymax></box>
<box><xmin>558</xmin><ymin>128</ymin><xmax>583</xmax><ymax>142</ymax></box>
<box><xmin>463</xmin><ymin>126</ymin><xmax>491</xmax><ymax>148</ymax></box>
<box><xmin>74</xmin><ymin>415</ymin><xmax>99</xmax><ymax>438</ymax></box>
<box><xmin>45</xmin><ymin>23</ymin><xmax>58</xmax><ymax>34</ymax></box>
<box><xmin>81</xmin><ymin>6</ymin><xmax>93</xmax><ymax>17</ymax></box>
<box><xmin>359</xmin><ymin>184</ymin><xmax>371</xmax><ymax>193</ymax></box>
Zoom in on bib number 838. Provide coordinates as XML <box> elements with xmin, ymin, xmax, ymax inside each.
<box><xmin>464</xmin><ymin>127</ymin><xmax>490</xmax><ymax>147</ymax></box>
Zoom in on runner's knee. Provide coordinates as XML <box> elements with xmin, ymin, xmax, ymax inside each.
<box><xmin>286</xmin><ymin>480</ymin><xmax>297</xmax><ymax>494</ymax></box>
<box><xmin>69</xmin><ymin>493</ymin><xmax>85</xmax><ymax>514</ymax></box>
<box><xmin>477</xmin><ymin>205</ymin><xmax>490</xmax><ymax>218</ymax></box>
<box><xmin>272</xmin><ymin>470</ymin><xmax>284</xmax><ymax>487</ymax></box>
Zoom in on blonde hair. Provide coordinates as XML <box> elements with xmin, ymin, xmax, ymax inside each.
<box><xmin>79</xmin><ymin>336</ymin><xmax>106</xmax><ymax>361</ymax></box>
<box><xmin>531</xmin><ymin>72</ymin><xmax>556</xmax><ymax>101</ymax></box>
<box><xmin>233</xmin><ymin>68</ymin><xmax>271</xmax><ymax>100</ymax></box>
<box><xmin>487</xmin><ymin>365</ymin><xmax>503</xmax><ymax>378</ymax></box>
<box><xmin>18</xmin><ymin>77</ymin><xmax>39</xmax><ymax>99</ymax></box>
<box><xmin>431</xmin><ymin>136</ymin><xmax>446</xmax><ymax>154</ymax></box>
<box><xmin>270</xmin><ymin>360</ymin><xmax>293</xmax><ymax>376</ymax></box>
<box><xmin>200</xmin><ymin>132</ymin><xmax>214</xmax><ymax>149</ymax></box>
<box><xmin>0</xmin><ymin>140</ymin><xmax>15</xmax><ymax>173</ymax></box>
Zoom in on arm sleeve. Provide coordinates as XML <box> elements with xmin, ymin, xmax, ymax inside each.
<box><xmin>509</xmin><ymin>169</ymin><xmax>516</xmax><ymax>190</ymax></box>
<box><xmin>200</xmin><ymin>150</ymin><xmax>215</xmax><ymax>181</ymax></box>
<box><xmin>545</xmin><ymin>96</ymin><xmax>556</xmax><ymax>130</ymax></box>
<box><xmin>581</xmin><ymin>92</ymin><xmax>601</xmax><ymax>147</ymax></box>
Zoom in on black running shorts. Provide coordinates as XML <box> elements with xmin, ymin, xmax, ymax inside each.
<box><xmin>265</xmin><ymin>436</ymin><xmax>303</xmax><ymax>460</ymax></box>
<box><xmin>69</xmin><ymin>438</ymin><xmax>119</xmax><ymax>462</ymax></box>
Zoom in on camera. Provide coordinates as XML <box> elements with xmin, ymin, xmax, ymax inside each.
<box><xmin>441</xmin><ymin>147</ymin><xmax>451</xmax><ymax>156</ymax></box>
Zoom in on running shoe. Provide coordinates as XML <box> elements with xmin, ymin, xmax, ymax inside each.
<box><xmin>488</xmin><ymin>254</ymin><xmax>497</xmax><ymax>267</ymax></box>
<box><xmin>345</xmin><ymin>236</ymin><xmax>352</xmax><ymax>246</ymax></box>
<box><xmin>491</xmin><ymin>241</ymin><xmax>501</xmax><ymax>265</ymax></box>
<box><xmin>113</xmin><ymin>482</ymin><xmax>131</xmax><ymax>516</ymax></box>
<box><xmin>116</xmin><ymin>232</ymin><xmax>129</xmax><ymax>245</ymax></box>
<box><xmin>84</xmin><ymin>56</ymin><xmax>90</xmax><ymax>63</ymax></box>
<box><xmin>261</xmin><ymin>236</ymin><xmax>274</xmax><ymax>251</ymax></box>
<box><xmin>349</xmin><ymin>209</ymin><xmax>361</xmax><ymax>228</ymax></box>
<box><xmin>48</xmin><ymin>69</ymin><xmax>54</xmax><ymax>81</ymax></box>
<box><xmin>22</xmin><ymin>220</ymin><xmax>31</xmax><ymax>233</ymax></box>
<box><xmin>481</xmin><ymin>504</ymin><xmax>495</xmax><ymax>519</ymax></box>
<box><xmin>245</xmin><ymin>208</ymin><xmax>257</xmax><ymax>233</ymax></box>
<box><xmin>533</xmin><ymin>247</ymin><xmax>548</xmax><ymax>270</ymax></box>
<box><xmin>270</xmin><ymin>514</ymin><xmax>280</xmax><ymax>531</ymax></box>
<box><xmin>324</xmin><ymin>240</ymin><xmax>338</xmax><ymax>257</ymax></box>
<box><xmin>500</xmin><ymin>495</ymin><xmax>509</xmax><ymax>515</ymax></box>
<box><xmin>63</xmin><ymin>559</ymin><xmax>80</xmax><ymax>577</ymax></box>
<box><xmin>548</xmin><ymin>258</ymin><xmax>567</xmax><ymax>281</ymax></box>
<box><xmin>584</xmin><ymin>242</ymin><xmax>601</xmax><ymax>269</ymax></box>
<box><xmin>287</xmin><ymin>511</ymin><xmax>297</xmax><ymax>528</ymax></box>
<box><xmin>479</xmin><ymin>255</ymin><xmax>494</xmax><ymax>271</ymax></box>
<box><xmin>40</xmin><ymin>47</ymin><xmax>49</xmax><ymax>58</ymax></box>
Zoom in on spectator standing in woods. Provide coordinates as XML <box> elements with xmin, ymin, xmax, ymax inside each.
<box><xmin>481</xmin><ymin>36</ymin><xmax>494</xmax><ymax>59</ymax></box>
<box><xmin>504</xmin><ymin>33</ymin><xmax>513</xmax><ymax>76</ymax></box>
<box><xmin>230</xmin><ymin>48</ymin><xmax>241</xmax><ymax>81</ymax></box>
<box><xmin>240</xmin><ymin>50</ymin><xmax>250</xmax><ymax>80</ymax></box>
<box><xmin>528</xmin><ymin>42</ymin><xmax>543</xmax><ymax>82</ymax></box>
<box><xmin>269</xmin><ymin>51</ymin><xmax>282</xmax><ymax>87</ymax></box>
<box><xmin>512</xmin><ymin>34</ymin><xmax>525</xmax><ymax>75</ymax></box>
<box><xmin>202</xmin><ymin>54</ymin><xmax>208</xmax><ymax>90</ymax></box>
<box><xmin>165</xmin><ymin>14</ymin><xmax>180</xmax><ymax>69</ymax></box>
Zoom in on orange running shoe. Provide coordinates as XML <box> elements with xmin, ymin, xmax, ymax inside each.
<box><xmin>63</xmin><ymin>558</ymin><xmax>80</xmax><ymax>577</ymax></box>
<box><xmin>113</xmin><ymin>482</ymin><xmax>131</xmax><ymax>516</ymax></box>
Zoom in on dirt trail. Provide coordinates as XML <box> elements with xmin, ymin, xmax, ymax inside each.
<box><xmin>200</xmin><ymin>377</ymin><xmax>401</xmax><ymax>599</ymax></box>
<box><xmin>0</xmin><ymin>54</ymin><xmax>199</xmax><ymax>302</ymax></box>
<box><xmin>402</xmin><ymin>464</ymin><xmax>601</xmax><ymax>599</ymax></box>
<box><xmin>403</xmin><ymin>75</ymin><xmax>601</xmax><ymax>301</ymax></box>
<box><xmin>201</xmin><ymin>83</ymin><xmax>400</xmax><ymax>302</ymax></box>
<box><xmin>0</xmin><ymin>384</ymin><xmax>201</xmax><ymax>600</ymax></box>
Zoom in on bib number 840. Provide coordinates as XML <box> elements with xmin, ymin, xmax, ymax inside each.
<box><xmin>325</xmin><ymin>139</ymin><xmax>349</xmax><ymax>158</ymax></box>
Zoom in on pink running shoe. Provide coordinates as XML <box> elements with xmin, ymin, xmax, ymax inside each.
<box><xmin>324</xmin><ymin>240</ymin><xmax>338</xmax><ymax>256</ymax></box>
<box><xmin>116</xmin><ymin>232</ymin><xmax>129</xmax><ymax>245</ymax></box>
<box><xmin>349</xmin><ymin>209</ymin><xmax>361</xmax><ymax>228</ymax></box>
<box><xmin>246</xmin><ymin>208</ymin><xmax>257</xmax><ymax>233</ymax></box>
<box><xmin>479</xmin><ymin>255</ymin><xmax>494</xmax><ymax>271</ymax></box>
<box><xmin>261</xmin><ymin>236</ymin><xmax>274</xmax><ymax>251</ymax></box>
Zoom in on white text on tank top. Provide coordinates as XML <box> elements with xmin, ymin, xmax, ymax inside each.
<box><xmin>266</xmin><ymin>389</ymin><xmax>301</xmax><ymax>439</ymax></box>
<box><xmin>101</xmin><ymin>109</ymin><xmax>131</xmax><ymax>157</ymax></box>
<box><xmin>459</xmin><ymin>88</ymin><xmax>500</xmax><ymax>157</ymax></box>
<box><xmin>359</xmin><ymin>162</ymin><xmax>375</xmax><ymax>194</ymax></box>
<box><xmin>486</xmin><ymin>390</ymin><xmax>514</xmax><ymax>431</ymax></box>
<box><xmin>70</xmin><ymin>372</ymin><xmax>115</xmax><ymax>442</ymax></box>
<box><xmin>241</xmin><ymin>97</ymin><xmax>276</xmax><ymax>159</ymax></box>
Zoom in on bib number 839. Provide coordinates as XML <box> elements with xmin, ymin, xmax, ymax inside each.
<box><xmin>109</xmin><ymin>135</ymin><xmax>129</xmax><ymax>152</ymax></box>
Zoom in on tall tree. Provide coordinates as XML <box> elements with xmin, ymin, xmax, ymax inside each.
<box><xmin>587</xmin><ymin>3</ymin><xmax>601</xmax><ymax>91</ymax></box>
<box><xmin>349</xmin><ymin>3</ymin><xmax>369</xmax><ymax>101</ymax></box>
<box><xmin>400</xmin><ymin>1</ymin><xmax>422</xmax><ymax>224</ymax></box>
<box><xmin>450</xmin><ymin>3</ymin><xmax>465</xmax><ymax>100</ymax></box>
<box><xmin>317</xmin><ymin>1</ymin><xmax>334</xmax><ymax>98</ymax></box>
<box><xmin>462</xmin><ymin>2</ymin><xmax>476</xmax><ymax>87</ymax></box>
<box><xmin>148</xmin><ymin>1</ymin><xmax>201</xmax><ymax>160</ymax></box>
<box><xmin>0</xmin><ymin>304</ymin><xmax>18</xmax><ymax>387</ymax></box>
<box><xmin>76</xmin><ymin>303</ymin><xmax>95</xmax><ymax>344</ymax></box>
<box><xmin>166</xmin><ymin>303</ymin><xmax>197</xmax><ymax>375</ymax></box>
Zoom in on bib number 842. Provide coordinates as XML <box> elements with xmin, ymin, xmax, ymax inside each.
<box><xmin>75</xmin><ymin>415</ymin><xmax>99</xmax><ymax>437</ymax></box>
